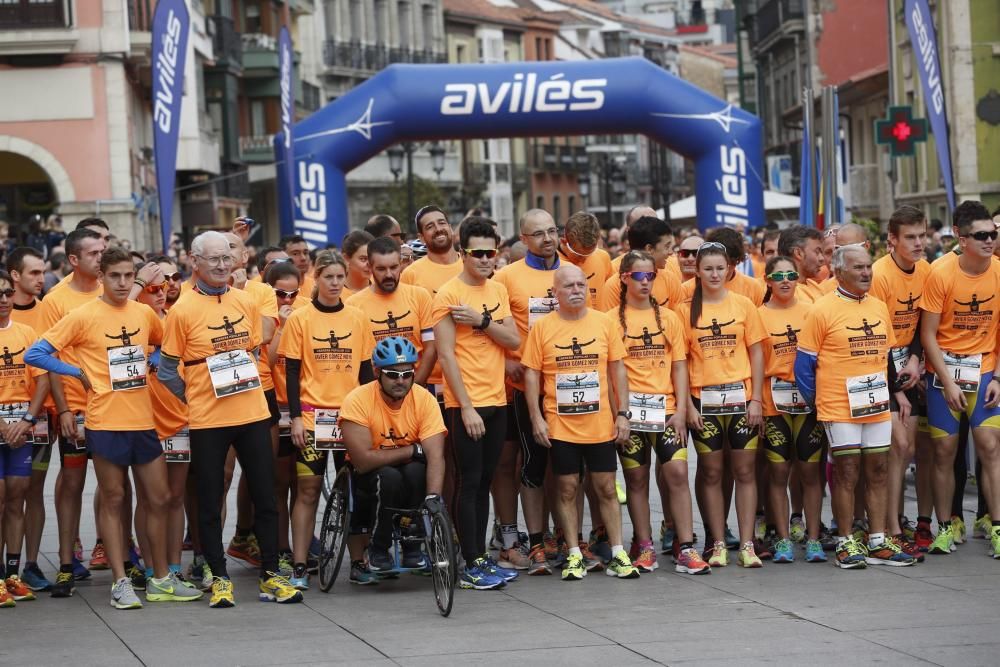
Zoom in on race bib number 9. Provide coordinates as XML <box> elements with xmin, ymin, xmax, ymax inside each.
<box><xmin>314</xmin><ymin>409</ymin><xmax>344</xmax><ymax>450</ymax></box>
<box><xmin>556</xmin><ymin>371</ymin><xmax>600</xmax><ymax>415</ymax></box>
<box><xmin>770</xmin><ymin>378</ymin><xmax>810</xmax><ymax>415</ymax></box>
<box><xmin>162</xmin><ymin>428</ymin><xmax>190</xmax><ymax>463</ymax></box>
<box><xmin>700</xmin><ymin>383</ymin><xmax>747</xmax><ymax>416</ymax></box>
<box><xmin>107</xmin><ymin>345</ymin><xmax>147</xmax><ymax>391</ymax></box>
<box><xmin>932</xmin><ymin>352</ymin><xmax>982</xmax><ymax>393</ymax></box>
<box><xmin>629</xmin><ymin>392</ymin><xmax>666</xmax><ymax>432</ymax></box>
<box><xmin>207</xmin><ymin>349</ymin><xmax>261</xmax><ymax>398</ymax></box>
<box><xmin>846</xmin><ymin>372</ymin><xmax>890</xmax><ymax>419</ymax></box>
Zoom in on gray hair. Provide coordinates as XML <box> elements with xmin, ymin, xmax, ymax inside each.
<box><xmin>191</xmin><ymin>230</ymin><xmax>228</xmax><ymax>257</ymax></box>
<box><xmin>830</xmin><ymin>244</ymin><xmax>869</xmax><ymax>274</ymax></box>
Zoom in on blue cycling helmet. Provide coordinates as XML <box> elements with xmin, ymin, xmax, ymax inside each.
<box><xmin>372</xmin><ymin>336</ymin><xmax>418</xmax><ymax>368</ymax></box>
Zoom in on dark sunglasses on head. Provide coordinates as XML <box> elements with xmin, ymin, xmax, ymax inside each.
<box><xmin>766</xmin><ymin>270</ymin><xmax>800</xmax><ymax>282</ymax></box>
<box><xmin>274</xmin><ymin>288</ymin><xmax>300</xmax><ymax>300</ymax></box>
<box><xmin>463</xmin><ymin>248</ymin><xmax>498</xmax><ymax>259</ymax></box>
<box><xmin>677</xmin><ymin>248</ymin><xmax>699</xmax><ymax>258</ymax></box>
<box><xmin>623</xmin><ymin>270</ymin><xmax>656</xmax><ymax>282</ymax></box>
<box><xmin>0</xmin><ymin>288</ymin><xmax>14</xmax><ymax>299</ymax></box>
<box><xmin>964</xmin><ymin>230</ymin><xmax>999</xmax><ymax>242</ymax></box>
<box><xmin>381</xmin><ymin>369</ymin><xmax>415</xmax><ymax>380</ymax></box>
<box><xmin>143</xmin><ymin>283</ymin><xmax>168</xmax><ymax>294</ymax></box>
<box><xmin>163</xmin><ymin>272</ymin><xmax>183</xmax><ymax>282</ymax></box>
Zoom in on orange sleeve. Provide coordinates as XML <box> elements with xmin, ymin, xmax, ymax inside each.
<box><xmin>41</xmin><ymin>307</ymin><xmax>85</xmax><ymax>352</ymax></box>
<box><xmin>917</xmin><ymin>268</ymin><xmax>946</xmax><ymax>314</ymax></box>
<box><xmin>416</xmin><ymin>388</ymin><xmax>447</xmax><ymax>441</ymax></box>
<box><xmin>279</xmin><ymin>310</ymin><xmax>304</xmax><ymax>360</ymax></box>
<box><xmin>160</xmin><ymin>306</ymin><xmax>186</xmax><ymax>359</ymax></box>
<box><xmin>744</xmin><ymin>299</ymin><xmax>768</xmax><ymax>346</ymax></box>
<box><xmin>663</xmin><ymin>309</ymin><xmax>687</xmax><ymax>363</ymax></box>
<box><xmin>520</xmin><ymin>320</ymin><xmax>544</xmax><ymax>371</ymax></box>
<box><xmin>797</xmin><ymin>305</ymin><xmax>825</xmax><ymax>354</ymax></box>
<box><xmin>605</xmin><ymin>314</ymin><xmax>626</xmax><ymax>362</ymax></box>
<box><xmin>147</xmin><ymin>306</ymin><xmax>164</xmax><ymax>346</ymax></box>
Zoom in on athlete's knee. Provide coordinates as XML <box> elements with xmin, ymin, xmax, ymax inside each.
<box><xmin>697</xmin><ymin>460</ymin><xmax>724</xmax><ymax>486</ymax></box>
<box><xmin>100</xmin><ymin>485</ymin><xmax>127</xmax><ymax>513</ymax></box>
<box><xmin>864</xmin><ymin>455</ymin><xmax>889</xmax><ymax>484</ymax></box>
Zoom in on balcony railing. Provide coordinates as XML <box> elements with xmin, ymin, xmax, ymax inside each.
<box><xmin>749</xmin><ymin>0</ymin><xmax>803</xmax><ymax>47</ymax></box>
<box><xmin>239</xmin><ymin>134</ymin><xmax>276</xmax><ymax>164</ymax></box>
<box><xmin>209</xmin><ymin>15</ymin><xmax>242</xmax><ymax>68</ymax></box>
<box><xmin>217</xmin><ymin>168</ymin><xmax>250</xmax><ymax>201</ymax></box>
<box><xmin>127</xmin><ymin>0</ymin><xmax>152</xmax><ymax>32</ymax></box>
<box><xmin>534</xmin><ymin>144</ymin><xmax>588</xmax><ymax>172</ymax></box>
<box><xmin>0</xmin><ymin>0</ymin><xmax>69</xmax><ymax>29</ymax></box>
<box><xmin>323</xmin><ymin>40</ymin><xmax>446</xmax><ymax>72</ymax></box>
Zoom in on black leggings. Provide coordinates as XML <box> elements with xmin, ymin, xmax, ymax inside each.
<box><xmin>355</xmin><ymin>461</ymin><xmax>426</xmax><ymax>549</ymax></box>
<box><xmin>190</xmin><ymin>419</ymin><xmax>276</xmax><ymax>578</ymax></box>
<box><xmin>448</xmin><ymin>406</ymin><xmax>506</xmax><ymax>562</ymax></box>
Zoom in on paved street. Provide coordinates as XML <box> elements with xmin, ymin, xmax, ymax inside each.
<box><xmin>4</xmin><ymin>458</ymin><xmax>1000</xmax><ymax>667</ymax></box>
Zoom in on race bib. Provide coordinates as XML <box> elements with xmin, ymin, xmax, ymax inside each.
<box><xmin>314</xmin><ymin>409</ymin><xmax>344</xmax><ymax>450</ymax></box>
<box><xmin>527</xmin><ymin>296</ymin><xmax>558</xmax><ymax>330</ymax></box>
<box><xmin>700</xmin><ymin>382</ymin><xmax>746</xmax><ymax>416</ymax></box>
<box><xmin>32</xmin><ymin>414</ymin><xmax>49</xmax><ymax>445</ymax></box>
<box><xmin>629</xmin><ymin>392</ymin><xmax>666</xmax><ymax>432</ymax></box>
<box><xmin>74</xmin><ymin>412</ymin><xmax>86</xmax><ymax>451</ymax></box>
<box><xmin>846</xmin><ymin>372</ymin><xmax>890</xmax><ymax>419</ymax></box>
<box><xmin>278</xmin><ymin>407</ymin><xmax>291</xmax><ymax>436</ymax></box>
<box><xmin>770</xmin><ymin>378</ymin><xmax>810</xmax><ymax>415</ymax></box>
<box><xmin>889</xmin><ymin>347</ymin><xmax>909</xmax><ymax>375</ymax></box>
<box><xmin>555</xmin><ymin>371</ymin><xmax>600</xmax><ymax>415</ymax></box>
<box><xmin>206</xmin><ymin>349</ymin><xmax>261</xmax><ymax>398</ymax></box>
<box><xmin>162</xmin><ymin>427</ymin><xmax>190</xmax><ymax>463</ymax></box>
<box><xmin>932</xmin><ymin>351</ymin><xmax>982</xmax><ymax>393</ymax></box>
<box><xmin>107</xmin><ymin>345</ymin><xmax>147</xmax><ymax>391</ymax></box>
<box><xmin>0</xmin><ymin>402</ymin><xmax>32</xmax><ymax>445</ymax></box>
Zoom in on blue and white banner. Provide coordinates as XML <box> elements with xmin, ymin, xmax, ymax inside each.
<box><xmin>904</xmin><ymin>0</ymin><xmax>955</xmax><ymax>211</ymax></box>
<box><xmin>277</xmin><ymin>26</ymin><xmax>295</xmax><ymax>237</ymax></box>
<box><xmin>151</xmin><ymin>0</ymin><xmax>189</xmax><ymax>253</ymax></box>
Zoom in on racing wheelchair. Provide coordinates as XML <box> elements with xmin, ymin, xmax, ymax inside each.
<box><xmin>317</xmin><ymin>463</ymin><xmax>458</xmax><ymax>617</ymax></box>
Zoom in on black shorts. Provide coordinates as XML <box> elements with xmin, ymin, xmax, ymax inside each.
<box><xmin>265</xmin><ymin>389</ymin><xmax>281</xmax><ymax>426</ymax></box>
<box><xmin>690</xmin><ymin>397</ymin><xmax>759</xmax><ymax>454</ymax></box>
<box><xmin>511</xmin><ymin>389</ymin><xmax>550</xmax><ymax>489</ymax></box>
<box><xmin>620</xmin><ymin>426</ymin><xmax>687</xmax><ymax>469</ymax></box>
<box><xmin>889</xmin><ymin>386</ymin><xmax>922</xmax><ymax>414</ymax></box>
<box><xmin>85</xmin><ymin>428</ymin><xmax>162</xmax><ymax>467</ymax></box>
<box><xmin>550</xmin><ymin>439</ymin><xmax>617</xmax><ymax>476</ymax></box>
<box><xmin>763</xmin><ymin>413</ymin><xmax>824</xmax><ymax>464</ymax></box>
<box><xmin>278</xmin><ymin>435</ymin><xmax>295</xmax><ymax>457</ymax></box>
<box><xmin>294</xmin><ymin>430</ymin><xmax>329</xmax><ymax>478</ymax></box>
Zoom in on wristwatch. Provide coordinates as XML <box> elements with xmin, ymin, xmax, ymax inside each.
<box><xmin>616</xmin><ymin>410</ymin><xmax>632</xmax><ymax>419</ymax></box>
<box><xmin>21</xmin><ymin>413</ymin><xmax>37</xmax><ymax>425</ymax></box>
<box><xmin>475</xmin><ymin>311</ymin><xmax>492</xmax><ymax>330</ymax></box>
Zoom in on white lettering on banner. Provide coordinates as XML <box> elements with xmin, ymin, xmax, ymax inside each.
<box><xmin>295</xmin><ymin>161</ymin><xmax>328</xmax><ymax>245</ymax></box>
<box><xmin>440</xmin><ymin>73</ymin><xmax>606</xmax><ymax>116</ymax></box>
<box><xmin>153</xmin><ymin>10</ymin><xmax>182</xmax><ymax>133</ymax></box>
<box><xmin>715</xmin><ymin>145</ymin><xmax>748</xmax><ymax>227</ymax></box>
<box><xmin>280</xmin><ymin>44</ymin><xmax>292</xmax><ymax>151</ymax></box>
<box><xmin>911</xmin><ymin>6</ymin><xmax>943</xmax><ymax>115</ymax></box>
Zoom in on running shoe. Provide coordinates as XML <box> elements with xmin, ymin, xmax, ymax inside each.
<box><xmin>146</xmin><ymin>572</ymin><xmax>204</xmax><ymax>601</ymax></box>
<box><xmin>200</xmin><ymin>562</ymin><xmax>214</xmax><ymax>591</ymax></box>
<box><xmin>588</xmin><ymin>527</ymin><xmax>612</xmax><ymax>564</ymax></box>
<box><xmin>660</xmin><ymin>520</ymin><xmax>675</xmax><ymax>554</ymax></box>
<box><xmin>4</xmin><ymin>576</ymin><xmax>35</xmax><ymax>601</ymax></box>
<box><xmin>914</xmin><ymin>519</ymin><xmax>934</xmax><ymax>552</ymax></box>
<box><xmin>483</xmin><ymin>555</ymin><xmax>518</xmax><ymax>582</ymax></box>
<box><xmin>227</xmin><ymin>534</ymin><xmax>262</xmax><ymax>567</ymax></box>
<box><xmin>367</xmin><ymin>546</ymin><xmax>395</xmax><ymax>573</ymax></box>
<box><xmin>128</xmin><ymin>539</ymin><xmax>143</xmax><ymax>568</ymax></box>
<box><xmin>71</xmin><ymin>556</ymin><xmax>90</xmax><ymax>580</ymax></box>
<box><xmin>632</xmin><ymin>543</ymin><xmax>658</xmax><ymax>572</ymax></box>
<box><xmin>754</xmin><ymin>535</ymin><xmax>774</xmax><ymax>560</ymax></box>
<box><xmin>974</xmin><ymin>514</ymin><xmax>993</xmax><ymax>539</ymax></box>
<box><xmin>900</xmin><ymin>515</ymin><xmax>917</xmax><ymax>542</ymax></box>
<box><xmin>543</xmin><ymin>532</ymin><xmax>560</xmax><ymax>561</ymax></box>
<box><xmin>738</xmin><ymin>541</ymin><xmax>763</xmax><ymax>568</ymax></box>
<box><xmin>891</xmin><ymin>535</ymin><xmax>924</xmax><ymax>563</ymax></box>
<box><xmin>851</xmin><ymin>519</ymin><xmax>869</xmax><ymax>545</ymax></box>
<box><xmin>675</xmin><ymin>547</ymin><xmax>711</xmax><ymax>574</ymax></box>
<box><xmin>580</xmin><ymin>541</ymin><xmax>605</xmax><ymax>572</ymax></box>
<box><xmin>21</xmin><ymin>564</ymin><xmax>51</xmax><ymax>592</ymax></box>
<box><xmin>498</xmin><ymin>542</ymin><xmax>531</xmax><ymax>570</ymax></box>
<box><xmin>127</xmin><ymin>564</ymin><xmax>146</xmax><ymax>591</ymax></box>
<box><xmin>289</xmin><ymin>565</ymin><xmax>309</xmax><ymax>591</ymax></box>
<box><xmin>460</xmin><ymin>561</ymin><xmax>505</xmax><ymax>590</ymax></box>
<box><xmin>350</xmin><ymin>560</ymin><xmax>379</xmax><ymax>585</ymax></box>
<box><xmin>89</xmin><ymin>541</ymin><xmax>109</xmax><ymax>570</ymax></box>
<box><xmin>866</xmin><ymin>539</ymin><xmax>915</xmax><ymax>567</ymax></box>
<box><xmin>928</xmin><ymin>524</ymin><xmax>955</xmax><ymax>555</ymax></box>
<box><xmin>789</xmin><ymin>516</ymin><xmax>806</xmax><ymax>544</ymax></box>
<box><xmin>209</xmin><ymin>577</ymin><xmax>235</xmax><ymax>608</ymax></box>
<box><xmin>804</xmin><ymin>539</ymin><xmax>827</xmax><ymax>563</ymax></box>
<box><xmin>73</xmin><ymin>537</ymin><xmax>83</xmax><ymax>563</ymax></box>
<box><xmin>835</xmin><ymin>537</ymin><xmax>868</xmax><ymax>569</ymax></box>
<box><xmin>401</xmin><ymin>544</ymin><xmax>429</xmax><ymax>570</ymax></box>
<box><xmin>753</xmin><ymin>513</ymin><xmax>767</xmax><ymax>541</ymax></box>
<box><xmin>990</xmin><ymin>527</ymin><xmax>1000</xmax><ymax>559</ymax></box>
<box><xmin>259</xmin><ymin>573</ymin><xmax>303</xmax><ymax>603</ymax></box>
<box><xmin>309</xmin><ymin>534</ymin><xmax>322</xmax><ymax>559</ymax></box>
<box><xmin>628</xmin><ymin>539</ymin><xmax>640</xmax><ymax>561</ymax></box>
<box><xmin>606</xmin><ymin>551</ymin><xmax>640</xmax><ymax>578</ymax></box>
<box><xmin>110</xmin><ymin>577</ymin><xmax>142</xmax><ymax>610</ymax></box>
<box><xmin>489</xmin><ymin>519</ymin><xmax>502</xmax><ymax>551</ymax></box>
<box><xmin>615</xmin><ymin>479</ymin><xmax>627</xmax><ymax>504</ymax></box>
<box><xmin>527</xmin><ymin>546</ymin><xmax>552</xmax><ymax>576</ymax></box>
<box><xmin>0</xmin><ymin>580</ymin><xmax>14</xmax><ymax>608</ymax></box>
<box><xmin>819</xmin><ymin>524</ymin><xmax>838</xmax><ymax>552</ymax></box>
<box><xmin>707</xmin><ymin>540</ymin><xmax>728</xmax><ymax>567</ymax></box>
<box><xmin>50</xmin><ymin>571</ymin><xmax>75</xmax><ymax>598</ymax></box>
<box><xmin>724</xmin><ymin>526</ymin><xmax>739</xmax><ymax>550</ymax></box>
<box><xmin>772</xmin><ymin>538</ymin><xmax>794</xmax><ymax>563</ymax></box>
<box><xmin>278</xmin><ymin>552</ymin><xmax>294</xmax><ymax>577</ymax></box>
<box><xmin>561</xmin><ymin>553</ymin><xmax>586</xmax><ymax>581</ymax></box>
<box><xmin>951</xmin><ymin>516</ymin><xmax>967</xmax><ymax>545</ymax></box>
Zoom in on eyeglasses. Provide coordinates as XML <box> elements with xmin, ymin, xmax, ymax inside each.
<box><xmin>525</xmin><ymin>227</ymin><xmax>559</xmax><ymax>241</ymax></box>
<box><xmin>274</xmin><ymin>288</ymin><xmax>300</xmax><ymax>300</ymax></box>
<box><xmin>624</xmin><ymin>271</ymin><xmax>657</xmax><ymax>282</ymax></box>
<box><xmin>463</xmin><ymin>248</ymin><xmax>498</xmax><ymax>259</ymax></box>
<box><xmin>766</xmin><ymin>270</ymin><xmax>800</xmax><ymax>282</ymax></box>
<box><xmin>677</xmin><ymin>248</ymin><xmax>700</xmax><ymax>258</ymax></box>
<box><xmin>163</xmin><ymin>272</ymin><xmax>182</xmax><ymax>282</ymax></box>
<box><xmin>143</xmin><ymin>283</ymin><xmax>168</xmax><ymax>294</ymax></box>
<box><xmin>381</xmin><ymin>369</ymin><xmax>415</xmax><ymax>381</ymax></box>
<box><xmin>964</xmin><ymin>230</ymin><xmax>999</xmax><ymax>242</ymax></box>
<box><xmin>196</xmin><ymin>254</ymin><xmax>235</xmax><ymax>267</ymax></box>
<box><xmin>0</xmin><ymin>289</ymin><xmax>14</xmax><ymax>300</ymax></box>
<box><xmin>697</xmin><ymin>242</ymin><xmax>726</xmax><ymax>254</ymax></box>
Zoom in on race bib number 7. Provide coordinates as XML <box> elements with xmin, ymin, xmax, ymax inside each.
<box><xmin>700</xmin><ymin>383</ymin><xmax>746</xmax><ymax>416</ymax></box>
<box><xmin>556</xmin><ymin>371</ymin><xmax>600</xmax><ymax>415</ymax></box>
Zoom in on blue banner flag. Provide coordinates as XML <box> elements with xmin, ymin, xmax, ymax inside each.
<box><xmin>904</xmin><ymin>0</ymin><xmax>955</xmax><ymax>211</ymax></box>
<box><xmin>277</xmin><ymin>27</ymin><xmax>295</xmax><ymax>237</ymax></box>
<box><xmin>799</xmin><ymin>118</ymin><xmax>813</xmax><ymax>227</ymax></box>
<box><xmin>151</xmin><ymin>0</ymin><xmax>189</xmax><ymax>253</ymax></box>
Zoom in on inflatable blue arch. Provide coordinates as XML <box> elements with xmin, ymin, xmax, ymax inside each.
<box><xmin>276</xmin><ymin>56</ymin><xmax>763</xmax><ymax>246</ymax></box>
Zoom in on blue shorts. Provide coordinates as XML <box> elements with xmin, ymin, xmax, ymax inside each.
<box><xmin>925</xmin><ymin>371</ymin><xmax>1000</xmax><ymax>438</ymax></box>
<box><xmin>85</xmin><ymin>429</ymin><xmax>162</xmax><ymax>467</ymax></box>
<box><xmin>0</xmin><ymin>444</ymin><xmax>33</xmax><ymax>478</ymax></box>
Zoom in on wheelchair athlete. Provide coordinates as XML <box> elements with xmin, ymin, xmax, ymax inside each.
<box><xmin>339</xmin><ymin>336</ymin><xmax>447</xmax><ymax>573</ymax></box>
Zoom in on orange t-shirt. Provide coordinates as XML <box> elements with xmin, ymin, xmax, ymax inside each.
<box><xmin>161</xmin><ymin>287</ymin><xmax>268</xmax><ymax>429</ymax></box>
<box><xmin>240</xmin><ymin>280</ymin><xmax>281</xmax><ymax>390</ymax></box>
<box><xmin>919</xmin><ymin>256</ymin><xmax>1000</xmax><ymax>374</ymax></box>
<box><xmin>677</xmin><ymin>292</ymin><xmax>767</xmax><ymax>397</ymax></box>
<box><xmin>400</xmin><ymin>256</ymin><xmax>463</xmax><ymax>385</ymax></box>
<box><xmin>558</xmin><ymin>246</ymin><xmax>613</xmax><ymax>309</ymax></box>
<box><xmin>797</xmin><ymin>291</ymin><xmax>897</xmax><ymax>423</ymax></box>
<box><xmin>796</xmin><ymin>279</ymin><xmax>826</xmax><ymax>305</ymax></box>
<box><xmin>608</xmin><ymin>303</ymin><xmax>686</xmax><ymax>413</ymax></box>
<box><xmin>148</xmin><ymin>341</ymin><xmax>188</xmax><ymax>440</ymax></box>
<box><xmin>758</xmin><ymin>301</ymin><xmax>812</xmax><ymax>416</ymax></box>
<box><xmin>38</xmin><ymin>282</ymin><xmax>103</xmax><ymax>413</ymax></box>
<box><xmin>0</xmin><ymin>321</ymin><xmax>45</xmax><ymax>406</ymax></box>
<box><xmin>42</xmin><ymin>299</ymin><xmax>163</xmax><ymax>431</ymax></box>
<box><xmin>339</xmin><ymin>381</ymin><xmax>447</xmax><ymax>450</ymax></box>
<box><xmin>346</xmin><ymin>284</ymin><xmax>434</xmax><ymax>359</ymax></box>
<box><xmin>870</xmin><ymin>254</ymin><xmax>931</xmax><ymax>349</ymax></box>
<box><xmin>521</xmin><ymin>310</ymin><xmax>626</xmax><ymax>444</ymax></box>
<box><xmin>493</xmin><ymin>258</ymin><xmax>560</xmax><ymax>390</ymax></box>
<box><xmin>682</xmin><ymin>271</ymin><xmax>766</xmax><ymax>307</ymax></box>
<box><xmin>601</xmin><ymin>270</ymin><xmax>684</xmax><ymax>312</ymax></box>
<box><xmin>11</xmin><ymin>299</ymin><xmax>44</xmax><ymax>334</ymax></box>
<box><xmin>278</xmin><ymin>303</ymin><xmax>375</xmax><ymax>430</ymax></box>
<box><xmin>430</xmin><ymin>276</ymin><xmax>512</xmax><ymax>409</ymax></box>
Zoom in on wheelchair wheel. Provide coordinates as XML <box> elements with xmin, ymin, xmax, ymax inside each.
<box><xmin>427</xmin><ymin>509</ymin><xmax>457</xmax><ymax>617</ymax></box>
<box><xmin>318</xmin><ymin>468</ymin><xmax>351</xmax><ymax>592</ymax></box>
<box><xmin>321</xmin><ymin>458</ymin><xmax>336</xmax><ymax>501</ymax></box>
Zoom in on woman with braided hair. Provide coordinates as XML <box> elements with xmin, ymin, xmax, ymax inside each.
<box><xmin>609</xmin><ymin>251</ymin><xmax>710</xmax><ymax>575</ymax></box>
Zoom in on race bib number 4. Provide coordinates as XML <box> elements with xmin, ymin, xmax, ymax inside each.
<box><xmin>314</xmin><ymin>409</ymin><xmax>344</xmax><ymax>450</ymax></box>
<box><xmin>108</xmin><ymin>345</ymin><xmax>147</xmax><ymax>391</ymax></box>
<box><xmin>162</xmin><ymin>428</ymin><xmax>190</xmax><ymax>463</ymax></box>
<box><xmin>932</xmin><ymin>352</ymin><xmax>982</xmax><ymax>393</ymax></box>
<box><xmin>846</xmin><ymin>372</ymin><xmax>890</xmax><ymax>419</ymax></box>
<box><xmin>556</xmin><ymin>371</ymin><xmax>600</xmax><ymax>415</ymax></box>
<box><xmin>771</xmin><ymin>378</ymin><xmax>810</xmax><ymax>415</ymax></box>
<box><xmin>700</xmin><ymin>383</ymin><xmax>746</xmax><ymax>416</ymax></box>
<box><xmin>629</xmin><ymin>392</ymin><xmax>666</xmax><ymax>432</ymax></box>
<box><xmin>207</xmin><ymin>350</ymin><xmax>261</xmax><ymax>398</ymax></box>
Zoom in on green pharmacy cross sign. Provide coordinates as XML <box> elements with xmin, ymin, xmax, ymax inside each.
<box><xmin>875</xmin><ymin>105</ymin><xmax>929</xmax><ymax>157</ymax></box>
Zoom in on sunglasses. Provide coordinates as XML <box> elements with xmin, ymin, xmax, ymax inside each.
<box><xmin>624</xmin><ymin>271</ymin><xmax>657</xmax><ymax>282</ymax></box>
<box><xmin>677</xmin><ymin>248</ymin><xmax>700</xmax><ymax>258</ymax></box>
<box><xmin>463</xmin><ymin>248</ymin><xmax>498</xmax><ymax>259</ymax></box>
<box><xmin>163</xmin><ymin>272</ymin><xmax>182</xmax><ymax>282</ymax></box>
<box><xmin>697</xmin><ymin>241</ymin><xmax>727</xmax><ymax>254</ymax></box>
<box><xmin>0</xmin><ymin>289</ymin><xmax>14</xmax><ymax>299</ymax></box>
<box><xmin>381</xmin><ymin>369</ymin><xmax>415</xmax><ymax>380</ymax></box>
<box><xmin>274</xmin><ymin>288</ymin><xmax>300</xmax><ymax>300</ymax></box>
<box><xmin>964</xmin><ymin>230</ymin><xmax>999</xmax><ymax>242</ymax></box>
<box><xmin>766</xmin><ymin>270</ymin><xmax>800</xmax><ymax>282</ymax></box>
<box><xmin>143</xmin><ymin>283</ymin><xmax>168</xmax><ymax>294</ymax></box>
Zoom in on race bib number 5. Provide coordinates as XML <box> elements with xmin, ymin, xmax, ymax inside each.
<box><xmin>556</xmin><ymin>371</ymin><xmax>600</xmax><ymax>415</ymax></box>
<box><xmin>206</xmin><ymin>349</ymin><xmax>261</xmax><ymax>398</ymax></box>
<box><xmin>846</xmin><ymin>372</ymin><xmax>890</xmax><ymax>419</ymax></box>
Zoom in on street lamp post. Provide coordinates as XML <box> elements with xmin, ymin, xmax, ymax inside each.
<box><xmin>597</xmin><ymin>154</ymin><xmax>627</xmax><ymax>229</ymax></box>
<box><xmin>387</xmin><ymin>142</ymin><xmax>447</xmax><ymax>234</ymax></box>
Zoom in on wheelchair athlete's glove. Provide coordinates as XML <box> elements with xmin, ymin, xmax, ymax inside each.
<box><xmin>411</xmin><ymin>443</ymin><xmax>426</xmax><ymax>464</ymax></box>
<box><xmin>423</xmin><ymin>493</ymin><xmax>445</xmax><ymax>515</ymax></box>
